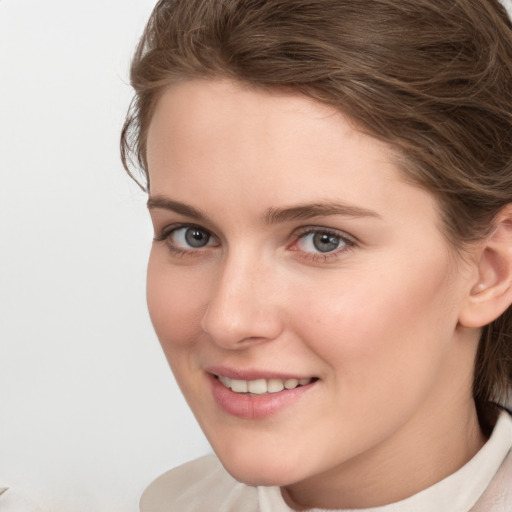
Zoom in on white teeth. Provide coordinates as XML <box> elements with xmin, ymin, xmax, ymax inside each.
<box><xmin>247</xmin><ymin>379</ymin><xmax>267</xmax><ymax>394</ymax></box>
<box><xmin>231</xmin><ymin>379</ymin><xmax>248</xmax><ymax>393</ymax></box>
<box><xmin>284</xmin><ymin>378</ymin><xmax>299</xmax><ymax>389</ymax></box>
<box><xmin>217</xmin><ymin>375</ymin><xmax>314</xmax><ymax>394</ymax></box>
<box><xmin>218</xmin><ymin>375</ymin><xmax>231</xmax><ymax>388</ymax></box>
<box><xmin>267</xmin><ymin>379</ymin><xmax>285</xmax><ymax>393</ymax></box>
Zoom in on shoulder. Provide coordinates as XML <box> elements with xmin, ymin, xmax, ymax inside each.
<box><xmin>140</xmin><ymin>455</ymin><xmax>259</xmax><ymax>512</ymax></box>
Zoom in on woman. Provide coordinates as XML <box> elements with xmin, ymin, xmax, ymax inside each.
<box><xmin>121</xmin><ymin>0</ymin><xmax>512</xmax><ymax>510</ymax></box>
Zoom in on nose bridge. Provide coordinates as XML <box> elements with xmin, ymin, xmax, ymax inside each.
<box><xmin>201</xmin><ymin>247</ymin><xmax>282</xmax><ymax>348</ymax></box>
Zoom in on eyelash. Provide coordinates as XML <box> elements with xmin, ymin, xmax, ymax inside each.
<box><xmin>154</xmin><ymin>223</ymin><xmax>357</xmax><ymax>262</ymax></box>
<box><xmin>153</xmin><ymin>223</ymin><xmax>218</xmax><ymax>258</ymax></box>
<box><xmin>291</xmin><ymin>226</ymin><xmax>356</xmax><ymax>263</ymax></box>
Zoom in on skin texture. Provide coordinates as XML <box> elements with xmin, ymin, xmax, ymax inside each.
<box><xmin>145</xmin><ymin>79</ymin><xmax>487</xmax><ymax>509</ymax></box>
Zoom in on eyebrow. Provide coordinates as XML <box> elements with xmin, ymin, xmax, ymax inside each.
<box><xmin>264</xmin><ymin>202</ymin><xmax>381</xmax><ymax>224</ymax></box>
<box><xmin>147</xmin><ymin>196</ymin><xmax>208</xmax><ymax>221</ymax></box>
<box><xmin>147</xmin><ymin>196</ymin><xmax>381</xmax><ymax>224</ymax></box>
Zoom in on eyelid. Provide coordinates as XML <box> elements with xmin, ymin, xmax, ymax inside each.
<box><xmin>154</xmin><ymin>222</ymin><xmax>212</xmax><ymax>240</ymax></box>
<box><xmin>293</xmin><ymin>225</ymin><xmax>357</xmax><ymax>244</ymax></box>
<box><xmin>153</xmin><ymin>222</ymin><xmax>357</xmax><ymax>262</ymax></box>
<box><xmin>288</xmin><ymin>225</ymin><xmax>357</xmax><ymax>262</ymax></box>
<box><xmin>153</xmin><ymin>223</ymin><xmax>220</xmax><ymax>257</ymax></box>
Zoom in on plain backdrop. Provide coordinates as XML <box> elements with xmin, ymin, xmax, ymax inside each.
<box><xmin>1</xmin><ymin>1</ymin><xmax>512</xmax><ymax>511</ymax></box>
<box><xmin>0</xmin><ymin>2</ymin><xmax>211</xmax><ymax>511</ymax></box>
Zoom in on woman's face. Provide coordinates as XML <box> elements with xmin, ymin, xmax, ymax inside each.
<box><xmin>145</xmin><ymin>79</ymin><xmax>479</xmax><ymax>503</ymax></box>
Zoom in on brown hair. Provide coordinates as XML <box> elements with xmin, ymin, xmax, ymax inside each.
<box><xmin>121</xmin><ymin>0</ymin><xmax>512</xmax><ymax>407</ymax></box>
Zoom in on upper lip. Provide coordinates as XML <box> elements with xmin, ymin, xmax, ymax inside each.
<box><xmin>205</xmin><ymin>365</ymin><xmax>316</xmax><ymax>381</ymax></box>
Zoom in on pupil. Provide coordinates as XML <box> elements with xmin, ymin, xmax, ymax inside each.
<box><xmin>185</xmin><ymin>228</ymin><xmax>209</xmax><ymax>247</ymax></box>
<box><xmin>313</xmin><ymin>232</ymin><xmax>339</xmax><ymax>252</ymax></box>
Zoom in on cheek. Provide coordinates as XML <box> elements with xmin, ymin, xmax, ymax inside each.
<box><xmin>146</xmin><ymin>252</ymin><xmax>208</xmax><ymax>352</ymax></box>
<box><xmin>295</xmin><ymin>251</ymin><xmax>459</xmax><ymax>391</ymax></box>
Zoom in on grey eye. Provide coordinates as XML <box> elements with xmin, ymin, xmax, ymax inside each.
<box><xmin>297</xmin><ymin>230</ymin><xmax>345</xmax><ymax>253</ymax></box>
<box><xmin>169</xmin><ymin>226</ymin><xmax>214</xmax><ymax>249</ymax></box>
<box><xmin>312</xmin><ymin>232</ymin><xmax>341</xmax><ymax>252</ymax></box>
<box><xmin>184</xmin><ymin>227</ymin><xmax>211</xmax><ymax>248</ymax></box>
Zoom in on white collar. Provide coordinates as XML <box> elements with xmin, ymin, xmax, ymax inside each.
<box><xmin>258</xmin><ymin>410</ymin><xmax>512</xmax><ymax>512</ymax></box>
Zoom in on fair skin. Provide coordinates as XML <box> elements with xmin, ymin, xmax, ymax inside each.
<box><xmin>145</xmin><ymin>78</ymin><xmax>488</xmax><ymax>509</ymax></box>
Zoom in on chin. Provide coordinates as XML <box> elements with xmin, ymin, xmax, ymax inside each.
<box><xmin>222</xmin><ymin>461</ymin><xmax>298</xmax><ymax>487</ymax></box>
<box><xmin>213</xmin><ymin>445</ymin><xmax>307</xmax><ymax>487</ymax></box>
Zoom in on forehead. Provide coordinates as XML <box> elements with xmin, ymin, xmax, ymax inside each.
<box><xmin>147</xmin><ymin>79</ymin><xmax>359</xmax><ymax>169</ymax></box>
<box><xmin>146</xmin><ymin>79</ymin><xmax>440</xmax><ymax>231</ymax></box>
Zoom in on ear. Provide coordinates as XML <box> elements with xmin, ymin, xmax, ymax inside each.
<box><xmin>459</xmin><ymin>205</ymin><xmax>512</xmax><ymax>328</ymax></box>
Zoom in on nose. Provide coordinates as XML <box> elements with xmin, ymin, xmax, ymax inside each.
<box><xmin>200</xmin><ymin>252</ymin><xmax>284</xmax><ymax>349</ymax></box>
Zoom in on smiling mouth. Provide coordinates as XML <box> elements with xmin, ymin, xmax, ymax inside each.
<box><xmin>214</xmin><ymin>375</ymin><xmax>318</xmax><ymax>395</ymax></box>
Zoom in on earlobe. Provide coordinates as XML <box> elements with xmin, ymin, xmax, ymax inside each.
<box><xmin>459</xmin><ymin>206</ymin><xmax>512</xmax><ymax>329</ymax></box>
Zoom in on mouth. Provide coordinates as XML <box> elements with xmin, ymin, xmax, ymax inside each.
<box><xmin>214</xmin><ymin>374</ymin><xmax>318</xmax><ymax>395</ymax></box>
<box><xmin>207</xmin><ymin>369</ymin><xmax>319</xmax><ymax>419</ymax></box>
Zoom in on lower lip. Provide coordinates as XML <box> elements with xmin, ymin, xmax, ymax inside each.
<box><xmin>209</xmin><ymin>374</ymin><xmax>316</xmax><ymax>419</ymax></box>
